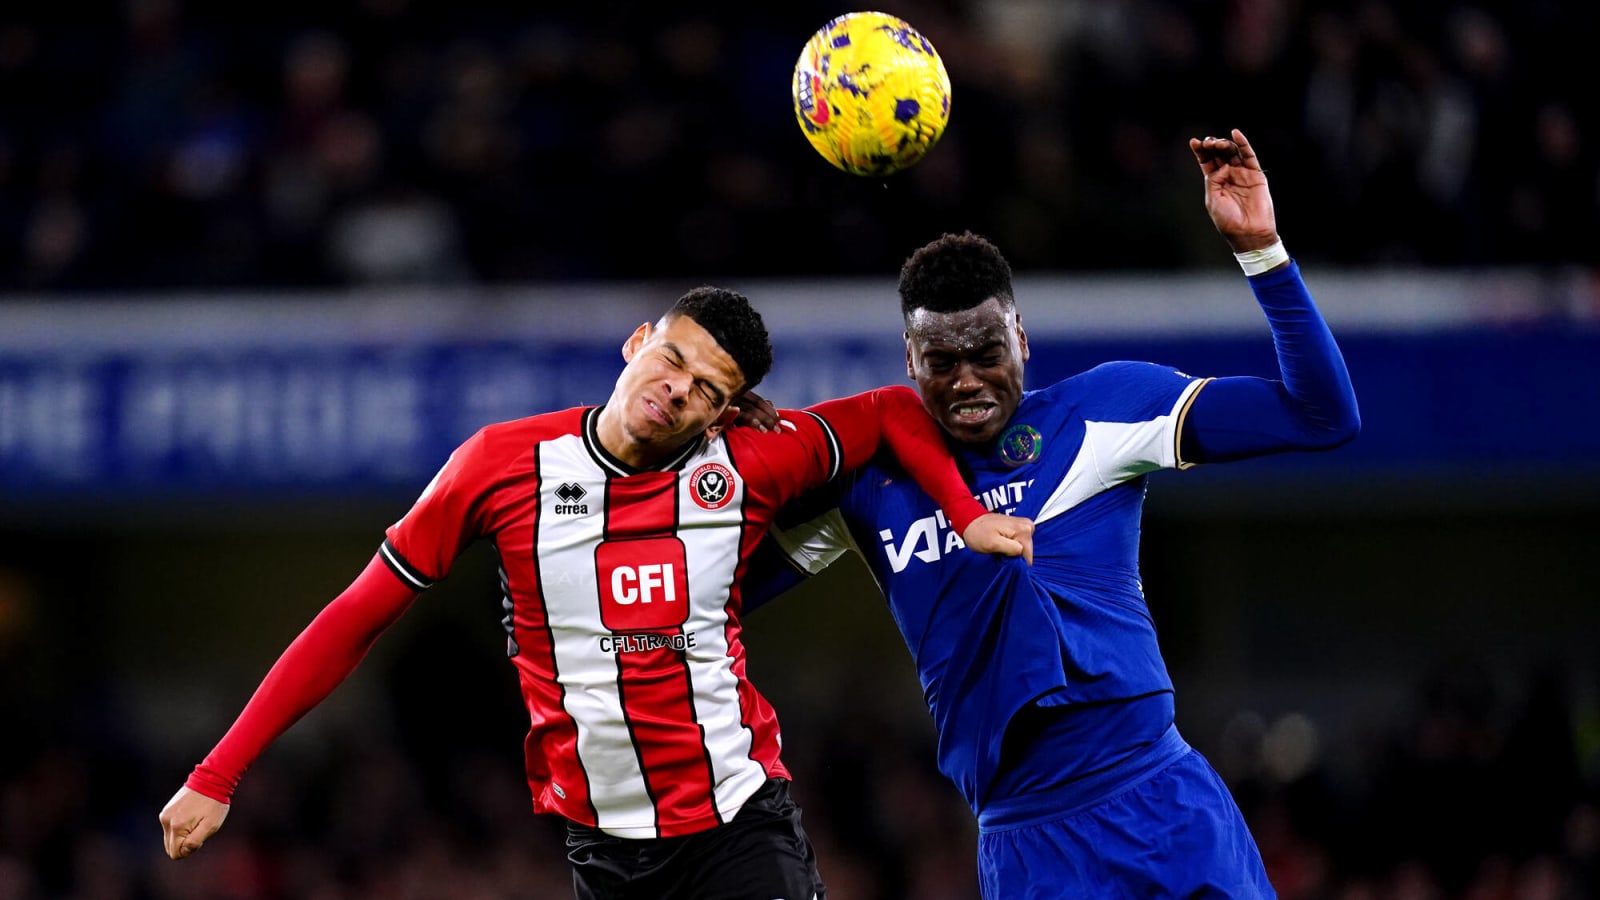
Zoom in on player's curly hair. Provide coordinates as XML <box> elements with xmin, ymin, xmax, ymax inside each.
<box><xmin>898</xmin><ymin>231</ymin><xmax>1015</xmax><ymax>320</ymax></box>
<box><xmin>667</xmin><ymin>286</ymin><xmax>774</xmax><ymax>390</ymax></box>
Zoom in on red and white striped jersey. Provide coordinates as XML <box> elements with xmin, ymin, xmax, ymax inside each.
<box><xmin>380</xmin><ymin>401</ymin><xmax>864</xmax><ymax>839</ymax></box>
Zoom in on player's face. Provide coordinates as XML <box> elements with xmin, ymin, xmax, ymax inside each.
<box><xmin>603</xmin><ymin>314</ymin><xmax>746</xmax><ymax>466</ymax></box>
<box><xmin>905</xmin><ymin>297</ymin><xmax>1028</xmax><ymax>445</ymax></box>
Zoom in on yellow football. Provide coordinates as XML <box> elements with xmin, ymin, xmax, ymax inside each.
<box><xmin>792</xmin><ymin>12</ymin><xmax>952</xmax><ymax>176</ymax></box>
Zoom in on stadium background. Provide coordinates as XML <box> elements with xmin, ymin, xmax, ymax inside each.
<box><xmin>1</xmin><ymin>1</ymin><xmax>1597</xmax><ymax>898</ymax></box>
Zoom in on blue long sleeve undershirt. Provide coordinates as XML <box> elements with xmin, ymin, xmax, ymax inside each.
<box><xmin>1180</xmin><ymin>261</ymin><xmax>1361</xmax><ymax>463</ymax></box>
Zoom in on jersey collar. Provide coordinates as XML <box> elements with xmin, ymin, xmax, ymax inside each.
<box><xmin>582</xmin><ymin>406</ymin><xmax>706</xmax><ymax>477</ymax></box>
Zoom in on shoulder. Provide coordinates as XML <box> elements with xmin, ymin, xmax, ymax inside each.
<box><xmin>1036</xmin><ymin>360</ymin><xmax>1203</xmax><ymax>419</ymax></box>
<box><xmin>721</xmin><ymin>407</ymin><xmax>836</xmax><ymax>453</ymax></box>
<box><xmin>477</xmin><ymin>406</ymin><xmax>588</xmax><ymax>444</ymax></box>
<box><xmin>1087</xmin><ymin>360</ymin><xmax>1199</xmax><ymax>395</ymax></box>
<box><xmin>452</xmin><ymin>406</ymin><xmax>590</xmax><ymax>471</ymax></box>
<box><xmin>1078</xmin><ymin>360</ymin><xmax>1191</xmax><ymax>386</ymax></box>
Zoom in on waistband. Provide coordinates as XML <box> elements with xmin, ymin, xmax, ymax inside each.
<box><xmin>976</xmin><ymin>725</ymin><xmax>1190</xmax><ymax>832</ymax></box>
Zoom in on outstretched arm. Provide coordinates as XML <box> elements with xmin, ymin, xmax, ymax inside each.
<box><xmin>158</xmin><ymin>554</ymin><xmax>419</xmax><ymax>859</ymax></box>
<box><xmin>1182</xmin><ymin>130</ymin><xmax>1360</xmax><ymax>463</ymax></box>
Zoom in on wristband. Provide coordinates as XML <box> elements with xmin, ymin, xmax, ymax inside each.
<box><xmin>1234</xmin><ymin>240</ymin><xmax>1289</xmax><ymax>276</ymax></box>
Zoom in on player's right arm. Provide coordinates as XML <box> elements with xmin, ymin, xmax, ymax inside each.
<box><xmin>161</xmin><ymin>428</ymin><xmax>495</xmax><ymax>860</ymax></box>
<box><xmin>159</xmin><ymin>554</ymin><xmax>420</xmax><ymax>859</ymax></box>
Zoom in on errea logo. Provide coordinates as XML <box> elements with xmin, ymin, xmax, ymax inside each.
<box><xmin>554</xmin><ymin>482</ymin><xmax>589</xmax><ymax>515</ymax></box>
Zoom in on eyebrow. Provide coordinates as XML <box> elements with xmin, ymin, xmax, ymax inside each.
<box><xmin>923</xmin><ymin>339</ymin><xmax>1005</xmax><ymax>356</ymax></box>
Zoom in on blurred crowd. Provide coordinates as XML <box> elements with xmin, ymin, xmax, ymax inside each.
<box><xmin>4</xmin><ymin>1</ymin><xmax>1600</xmax><ymax>898</ymax></box>
<box><xmin>0</xmin><ymin>0</ymin><xmax>1596</xmax><ymax>293</ymax></box>
<box><xmin>2</xmin><ymin>586</ymin><xmax>1598</xmax><ymax>900</ymax></box>
<box><xmin>2</xmin><ymin>538</ymin><xmax>1598</xmax><ymax>900</ymax></box>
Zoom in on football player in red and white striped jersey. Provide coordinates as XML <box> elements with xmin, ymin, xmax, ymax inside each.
<box><xmin>159</xmin><ymin>286</ymin><xmax>1033</xmax><ymax>899</ymax></box>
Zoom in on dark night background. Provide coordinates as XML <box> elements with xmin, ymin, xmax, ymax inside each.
<box><xmin>1</xmin><ymin>1</ymin><xmax>1598</xmax><ymax>898</ymax></box>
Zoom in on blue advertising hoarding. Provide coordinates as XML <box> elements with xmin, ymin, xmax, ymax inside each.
<box><xmin>4</xmin><ymin>271</ymin><xmax>1598</xmax><ymax>512</ymax></box>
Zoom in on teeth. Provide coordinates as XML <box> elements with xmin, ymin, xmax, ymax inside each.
<box><xmin>953</xmin><ymin>403</ymin><xmax>990</xmax><ymax>415</ymax></box>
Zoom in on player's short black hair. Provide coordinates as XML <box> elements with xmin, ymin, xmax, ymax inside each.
<box><xmin>898</xmin><ymin>231</ymin><xmax>1016</xmax><ymax>321</ymax></box>
<box><xmin>666</xmin><ymin>286</ymin><xmax>774</xmax><ymax>390</ymax></box>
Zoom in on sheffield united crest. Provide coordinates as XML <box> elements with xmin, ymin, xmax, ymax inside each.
<box><xmin>689</xmin><ymin>463</ymin><xmax>735</xmax><ymax>510</ymax></box>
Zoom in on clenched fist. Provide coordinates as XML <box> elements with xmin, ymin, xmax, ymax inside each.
<box><xmin>158</xmin><ymin>786</ymin><xmax>229</xmax><ymax>860</ymax></box>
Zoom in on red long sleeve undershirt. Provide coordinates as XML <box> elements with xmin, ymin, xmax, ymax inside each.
<box><xmin>806</xmin><ymin>385</ymin><xmax>986</xmax><ymax>535</ymax></box>
<box><xmin>185</xmin><ymin>554</ymin><xmax>417</xmax><ymax>803</ymax></box>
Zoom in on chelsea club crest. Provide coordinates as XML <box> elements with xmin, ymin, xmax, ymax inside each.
<box><xmin>998</xmin><ymin>423</ymin><xmax>1042</xmax><ymax>467</ymax></box>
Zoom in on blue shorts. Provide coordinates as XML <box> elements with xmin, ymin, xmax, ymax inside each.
<box><xmin>976</xmin><ymin>745</ymin><xmax>1275</xmax><ymax>899</ymax></box>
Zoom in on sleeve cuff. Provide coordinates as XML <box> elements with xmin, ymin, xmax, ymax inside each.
<box><xmin>185</xmin><ymin>765</ymin><xmax>237</xmax><ymax>804</ymax></box>
<box><xmin>945</xmin><ymin>496</ymin><xmax>988</xmax><ymax>535</ymax></box>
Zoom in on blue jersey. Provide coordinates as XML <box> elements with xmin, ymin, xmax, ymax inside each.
<box><xmin>755</xmin><ymin>264</ymin><xmax>1354</xmax><ymax>896</ymax></box>
<box><xmin>771</xmin><ymin>361</ymin><xmax>1206</xmax><ymax>813</ymax></box>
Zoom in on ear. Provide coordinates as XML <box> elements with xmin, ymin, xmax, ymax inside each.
<box><xmin>1015</xmin><ymin>315</ymin><xmax>1030</xmax><ymax>363</ymax></box>
<box><xmin>904</xmin><ymin>331</ymin><xmax>915</xmax><ymax>379</ymax></box>
<box><xmin>703</xmin><ymin>405</ymin><xmax>740</xmax><ymax>441</ymax></box>
<box><xmin>621</xmin><ymin>322</ymin><xmax>652</xmax><ymax>363</ymax></box>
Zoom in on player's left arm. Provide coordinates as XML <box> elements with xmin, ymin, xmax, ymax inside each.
<box><xmin>757</xmin><ymin>387</ymin><xmax>1032</xmax><ymax>561</ymax></box>
<box><xmin>1181</xmin><ymin>264</ymin><xmax>1360</xmax><ymax>462</ymax></box>
<box><xmin>739</xmin><ymin>529</ymin><xmax>836</xmax><ymax>615</ymax></box>
<box><xmin>737</xmin><ymin>477</ymin><xmax>864</xmax><ymax>614</ymax></box>
<box><xmin>1181</xmin><ymin>130</ymin><xmax>1361</xmax><ymax>464</ymax></box>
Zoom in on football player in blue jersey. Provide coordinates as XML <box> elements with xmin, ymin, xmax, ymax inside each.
<box><xmin>741</xmin><ymin>129</ymin><xmax>1360</xmax><ymax>897</ymax></box>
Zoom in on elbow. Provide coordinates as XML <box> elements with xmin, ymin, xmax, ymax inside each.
<box><xmin>1316</xmin><ymin>405</ymin><xmax>1362</xmax><ymax>450</ymax></box>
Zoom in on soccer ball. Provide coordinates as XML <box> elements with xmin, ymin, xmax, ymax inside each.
<box><xmin>792</xmin><ymin>11</ymin><xmax>951</xmax><ymax>177</ymax></box>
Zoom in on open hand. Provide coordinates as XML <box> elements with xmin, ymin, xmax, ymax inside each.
<box><xmin>158</xmin><ymin>786</ymin><xmax>229</xmax><ymax>860</ymax></box>
<box><xmin>1189</xmin><ymin>129</ymin><xmax>1278</xmax><ymax>253</ymax></box>
<box><xmin>961</xmin><ymin>513</ymin><xmax>1035</xmax><ymax>565</ymax></box>
<box><xmin>728</xmin><ymin>389</ymin><xmax>782</xmax><ymax>433</ymax></box>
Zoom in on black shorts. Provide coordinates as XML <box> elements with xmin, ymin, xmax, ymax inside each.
<box><xmin>566</xmin><ymin>777</ymin><xmax>826</xmax><ymax>900</ymax></box>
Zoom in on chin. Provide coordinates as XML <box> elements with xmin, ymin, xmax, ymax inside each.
<box><xmin>944</xmin><ymin>420</ymin><xmax>999</xmax><ymax>445</ymax></box>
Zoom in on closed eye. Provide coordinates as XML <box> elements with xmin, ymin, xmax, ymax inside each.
<box><xmin>659</xmin><ymin>348</ymin><xmax>723</xmax><ymax>404</ymax></box>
